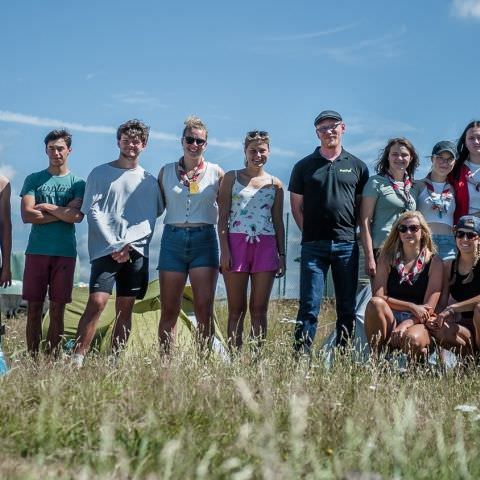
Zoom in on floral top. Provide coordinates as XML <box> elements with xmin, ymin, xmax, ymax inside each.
<box><xmin>229</xmin><ymin>172</ymin><xmax>276</xmax><ymax>241</ymax></box>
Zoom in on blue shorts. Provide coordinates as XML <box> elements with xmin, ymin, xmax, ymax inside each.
<box><xmin>432</xmin><ymin>234</ymin><xmax>456</xmax><ymax>261</ymax></box>
<box><xmin>392</xmin><ymin>310</ymin><xmax>412</xmax><ymax>324</ymax></box>
<box><xmin>158</xmin><ymin>224</ymin><xmax>219</xmax><ymax>273</ymax></box>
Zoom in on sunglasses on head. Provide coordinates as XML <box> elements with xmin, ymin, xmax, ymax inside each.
<box><xmin>397</xmin><ymin>224</ymin><xmax>421</xmax><ymax>234</ymax></box>
<box><xmin>247</xmin><ymin>130</ymin><xmax>268</xmax><ymax>139</ymax></box>
<box><xmin>184</xmin><ymin>136</ymin><xmax>206</xmax><ymax>146</ymax></box>
<box><xmin>455</xmin><ymin>230</ymin><xmax>479</xmax><ymax>240</ymax></box>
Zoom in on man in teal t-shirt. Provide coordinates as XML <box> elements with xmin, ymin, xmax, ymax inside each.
<box><xmin>20</xmin><ymin>129</ymin><xmax>85</xmax><ymax>356</ymax></box>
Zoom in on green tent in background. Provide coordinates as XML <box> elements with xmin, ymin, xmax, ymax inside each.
<box><xmin>42</xmin><ymin>280</ymin><xmax>228</xmax><ymax>357</ymax></box>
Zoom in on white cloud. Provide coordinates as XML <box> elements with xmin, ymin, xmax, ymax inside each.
<box><xmin>0</xmin><ymin>163</ymin><xmax>15</xmax><ymax>179</ymax></box>
<box><xmin>0</xmin><ymin>110</ymin><xmax>297</xmax><ymax>157</ymax></box>
<box><xmin>268</xmin><ymin>23</ymin><xmax>358</xmax><ymax>41</ymax></box>
<box><xmin>452</xmin><ymin>0</ymin><xmax>480</xmax><ymax>18</ymax></box>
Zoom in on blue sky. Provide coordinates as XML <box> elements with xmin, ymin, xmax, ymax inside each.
<box><xmin>0</xmin><ymin>0</ymin><xmax>479</xmax><ymax>284</ymax></box>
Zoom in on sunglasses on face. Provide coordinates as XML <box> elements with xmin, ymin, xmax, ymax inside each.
<box><xmin>246</xmin><ymin>130</ymin><xmax>269</xmax><ymax>139</ymax></box>
<box><xmin>455</xmin><ymin>230</ymin><xmax>479</xmax><ymax>240</ymax></box>
<box><xmin>316</xmin><ymin>121</ymin><xmax>342</xmax><ymax>134</ymax></box>
<box><xmin>397</xmin><ymin>224</ymin><xmax>421</xmax><ymax>234</ymax></box>
<box><xmin>184</xmin><ymin>136</ymin><xmax>206</xmax><ymax>146</ymax></box>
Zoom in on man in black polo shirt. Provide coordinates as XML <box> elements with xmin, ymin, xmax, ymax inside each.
<box><xmin>289</xmin><ymin>110</ymin><xmax>369</xmax><ymax>352</ymax></box>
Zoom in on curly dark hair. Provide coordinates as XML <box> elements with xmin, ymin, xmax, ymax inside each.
<box><xmin>374</xmin><ymin>137</ymin><xmax>420</xmax><ymax>179</ymax></box>
<box><xmin>116</xmin><ymin>119</ymin><xmax>150</xmax><ymax>144</ymax></box>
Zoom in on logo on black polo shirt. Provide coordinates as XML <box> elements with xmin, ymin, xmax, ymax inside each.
<box><xmin>339</xmin><ymin>168</ymin><xmax>353</xmax><ymax>173</ymax></box>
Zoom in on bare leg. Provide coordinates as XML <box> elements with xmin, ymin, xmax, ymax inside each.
<box><xmin>431</xmin><ymin>322</ymin><xmax>474</xmax><ymax>356</ymax></box>
<box><xmin>189</xmin><ymin>267</ymin><xmax>218</xmax><ymax>349</ymax></box>
<box><xmin>249</xmin><ymin>272</ymin><xmax>275</xmax><ymax>348</ymax></box>
<box><xmin>111</xmin><ymin>296</ymin><xmax>136</xmax><ymax>353</ymax></box>
<box><xmin>26</xmin><ymin>301</ymin><xmax>44</xmax><ymax>355</ymax></box>
<box><xmin>364</xmin><ymin>297</ymin><xmax>395</xmax><ymax>353</ymax></box>
<box><xmin>223</xmin><ymin>271</ymin><xmax>249</xmax><ymax>350</ymax></box>
<box><xmin>45</xmin><ymin>301</ymin><xmax>66</xmax><ymax>356</ymax></box>
<box><xmin>473</xmin><ymin>303</ymin><xmax>480</xmax><ymax>350</ymax></box>
<box><xmin>73</xmin><ymin>292</ymin><xmax>110</xmax><ymax>356</ymax></box>
<box><xmin>158</xmin><ymin>271</ymin><xmax>188</xmax><ymax>353</ymax></box>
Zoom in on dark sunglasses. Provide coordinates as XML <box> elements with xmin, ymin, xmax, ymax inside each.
<box><xmin>397</xmin><ymin>224</ymin><xmax>421</xmax><ymax>234</ymax></box>
<box><xmin>184</xmin><ymin>136</ymin><xmax>206</xmax><ymax>146</ymax></box>
<box><xmin>247</xmin><ymin>130</ymin><xmax>269</xmax><ymax>139</ymax></box>
<box><xmin>455</xmin><ymin>230</ymin><xmax>479</xmax><ymax>240</ymax></box>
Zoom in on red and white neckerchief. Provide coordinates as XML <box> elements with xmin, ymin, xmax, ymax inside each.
<box><xmin>386</xmin><ymin>172</ymin><xmax>415</xmax><ymax>211</ymax></box>
<box><xmin>178</xmin><ymin>158</ymin><xmax>205</xmax><ymax>187</ymax></box>
<box><xmin>395</xmin><ymin>248</ymin><xmax>427</xmax><ymax>285</ymax></box>
<box><xmin>424</xmin><ymin>175</ymin><xmax>453</xmax><ymax>219</ymax></box>
<box><xmin>466</xmin><ymin>160</ymin><xmax>480</xmax><ymax>192</ymax></box>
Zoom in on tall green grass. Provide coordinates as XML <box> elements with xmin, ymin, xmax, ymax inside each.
<box><xmin>1</xmin><ymin>302</ymin><xmax>480</xmax><ymax>479</ymax></box>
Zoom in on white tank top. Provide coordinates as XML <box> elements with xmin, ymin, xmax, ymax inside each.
<box><xmin>228</xmin><ymin>172</ymin><xmax>276</xmax><ymax>240</ymax></box>
<box><xmin>162</xmin><ymin>161</ymin><xmax>221</xmax><ymax>225</ymax></box>
<box><xmin>417</xmin><ymin>180</ymin><xmax>455</xmax><ymax>226</ymax></box>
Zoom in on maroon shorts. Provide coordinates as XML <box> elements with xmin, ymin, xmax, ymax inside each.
<box><xmin>22</xmin><ymin>254</ymin><xmax>76</xmax><ymax>303</ymax></box>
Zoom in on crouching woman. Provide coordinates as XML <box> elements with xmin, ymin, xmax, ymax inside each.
<box><xmin>427</xmin><ymin>215</ymin><xmax>480</xmax><ymax>355</ymax></box>
<box><xmin>365</xmin><ymin>211</ymin><xmax>443</xmax><ymax>357</ymax></box>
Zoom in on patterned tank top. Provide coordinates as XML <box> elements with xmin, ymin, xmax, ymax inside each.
<box><xmin>228</xmin><ymin>171</ymin><xmax>276</xmax><ymax>242</ymax></box>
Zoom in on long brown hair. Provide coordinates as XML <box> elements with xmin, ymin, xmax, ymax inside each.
<box><xmin>374</xmin><ymin>137</ymin><xmax>420</xmax><ymax>179</ymax></box>
<box><xmin>379</xmin><ymin>211</ymin><xmax>436</xmax><ymax>265</ymax></box>
<box><xmin>451</xmin><ymin>120</ymin><xmax>480</xmax><ymax>180</ymax></box>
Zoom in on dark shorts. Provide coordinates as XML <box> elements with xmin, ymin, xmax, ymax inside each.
<box><xmin>157</xmin><ymin>224</ymin><xmax>219</xmax><ymax>273</ymax></box>
<box><xmin>23</xmin><ymin>254</ymin><xmax>76</xmax><ymax>304</ymax></box>
<box><xmin>90</xmin><ymin>250</ymin><xmax>149</xmax><ymax>299</ymax></box>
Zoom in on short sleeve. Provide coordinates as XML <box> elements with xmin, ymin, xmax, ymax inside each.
<box><xmin>72</xmin><ymin>177</ymin><xmax>86</xmax><ymax>199</ymax></box>
<box><xmin>359</xmin><ymin>164</ymin><xmax>370</xmax><ymax>193</ymax></box>
<box><xmin>80</xmin><ymin>172</ymin><xmax>97</xmax><ymax>215</ymax></box>
<box><xmin>362</xmin><ymin>175</ymin><xmax>379</xmax><ymax>199</ymax></box>
<box><xmin>20</xmin><ymin>174</ymin><xmax>35</xmax><ymax>197</ymax></box>
<box><xmin>288</xmin><ymin>162</ymin><xmax>304</xmax><ymax>195</ymax></box>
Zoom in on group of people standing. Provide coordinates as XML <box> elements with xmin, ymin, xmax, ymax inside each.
<box><xmin>0</xmin><ymin>117</ymin><xmax>285</xmax><ymax>365</ymax></box>
<box><xmin>0</xmin><ymin>111</ymin><xmax>479</xmax><ymax>364</ymax></box>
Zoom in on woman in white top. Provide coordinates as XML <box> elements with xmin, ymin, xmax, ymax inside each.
<box><xmin>218</xmin><ymin>131</ymin><xmax>285</xmax><ymax>350</ymax></box>
<box><xmin>157</xmin><ymin>116</ymin><xmax>224</xmax><ymax>352</ymax></box>
<box><xmin>417</xmin><ymin>141</ymin><xmax>457</xmax><ymax>260</ymax></box>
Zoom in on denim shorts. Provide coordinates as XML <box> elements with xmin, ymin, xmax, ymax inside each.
<box><xmin>432</xmin><ymin>234</ymin><xmax>456</xmax><ymax>261</ymax></box>
<box><xmin>392</xmin><ymin>310</ymin><xmax>412</xmax><ymax>324</ymax></box>
<box><xmin>158</xmin><ymin>224</ymin><xmax>219</xmax><ymax>273</ymax></box>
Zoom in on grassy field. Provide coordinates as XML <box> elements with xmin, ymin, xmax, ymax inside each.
<box><xmin>1</xmin><ymin>301</ymin><xmax>480</xmax><ymax>479</ymax></box>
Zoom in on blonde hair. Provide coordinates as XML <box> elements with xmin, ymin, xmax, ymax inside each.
<box><xmin>182</xmin><ymin>115</ymin><xmax>208</xmax><ymax>139</ymax></box>
<box><xmin>379</xmin><ymin>211</ymin><xmax>436</xmax><ymax>265</ymax></box>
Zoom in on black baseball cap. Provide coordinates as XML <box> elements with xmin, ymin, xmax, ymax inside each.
<box><xmin>314</xmin><ymin>110</ymin><xmax>343</xmax><ymax>126</ymax></box>
<box><xmin>456</xmin><ymin>215</ymin><xmax>480</xmax><ymax>234</ymax></box>
<box><xmin>432</xmin><ymin>140</ymin><xmax>458</xmax><ymax>159</ymax></box>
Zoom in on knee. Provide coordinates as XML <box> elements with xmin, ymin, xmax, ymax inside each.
<box><xmin>474</xmin><ymin>303</ymin><xmax>480</xmax><ymax>318</ymax></box>
<box><xmin>404</xmin><ymin>329</ymin><xmax>430</xmax><ymax>351</ymax></box>
<box><xmin>250</xmin><ymin>302</ymin><xmax>268</xmax><ymax>319</ymax></box>
<box><xmin>229</xmin><ymin>304</ymin><xmax>247</xmax><ymax>318</ymax></box>
<box><xmin>368</xmin><ymin>296</ymin><xmax>386</xmax><ymax>311</ymax></box>
<box><xmin>86</xmin><ymin>296</ymin><xmax>108</xmax><ymax>315</ymax></box>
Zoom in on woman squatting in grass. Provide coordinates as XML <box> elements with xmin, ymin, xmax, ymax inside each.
<box><xmin>360</xmin><ymin>138</ymin><xmax>420</xmax><ymax>280</ymax></box>
<box><xmin>157</xmin><ymin>116</ymin><xmax>224</xmax><ymax>353</ymax></box>
<box><xmin>365</xmin><ymin>211</ymin><xmax>443</xmax><ymax>358</ymax></box>
<box><xmin>218</xmin><ymin>131</ymin><xmax>285</xmax><ymax>351</ymax></box>
<box><xmin>427</xmin><ymin>215</ymin><xmax>480</xmax><ymax>355</ymax></box>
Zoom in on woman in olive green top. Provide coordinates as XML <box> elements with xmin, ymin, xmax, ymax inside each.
<box><xmin>360</xmin><ymin>138</ymin><xmax>420</xmax><ymax>279</ymax></box>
